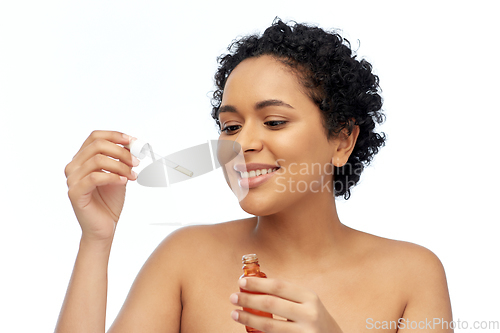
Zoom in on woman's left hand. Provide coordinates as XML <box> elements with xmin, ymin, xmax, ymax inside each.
<box><xmin>229</xmin><ymin>277</ymin><xmax>343</xmax><ymax>333</ymax></box>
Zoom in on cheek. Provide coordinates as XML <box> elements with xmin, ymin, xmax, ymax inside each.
<box><xmin>276</xmin><ymin>133</ymin><xmax>334</xmax><ymax>191</ymax></box>
<box><xmin>279</xmin><ymin>131</ymin><xmax>332</xmax><ymax>172</ymax></box>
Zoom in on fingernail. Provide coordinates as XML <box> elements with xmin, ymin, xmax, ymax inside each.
<box><xmin>132</xmin><ymin>170</ymin><xmax>138</xmax><ymax>179</ymax></box>
<box><xmin>231</xmin><ymin>310</ymin><xmax>239</xmax><ymax>321</ymax></box>
<box><xmin>229</xmin><ymin>293</ymin><xmax>238</xmax><ymax>305</ymax></box>
<box><xmin>239</xmin><ymin>278</ymin><xmax>247</xmax><ymax>288</ymax></box>
<box><xmin>122</xmin><ymin>133</ymin><xmax>131</xmax><ymax>142</ymax></box>
<box><xmin>132</xmin><ymin>155</ymin><xmax>140</xmax><ymax>167</ymax></box>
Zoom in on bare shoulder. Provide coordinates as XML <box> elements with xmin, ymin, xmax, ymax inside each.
<box><xmin>348</xmin><ymin>228</ymin><xmax>452</xmax><ymax>319</ymax></box>
<box><xmin>349</xmin><ymin>227</ymin><xmax>446</xmax><ymax>275</ymax></box>
<box><xmin>155</xmin><ymin>217</ymin><xmax>255</xmax><ymax>257</ymax></box>
<box><xmin>108</xmin><ymin>218</ymin><xmax>254</xmax><ymax>332</ymax></box>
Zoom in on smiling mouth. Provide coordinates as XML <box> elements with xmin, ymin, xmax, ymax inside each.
<box><xmin>237</xmin><ymin>167</ymin><xmax>281</xmax><ymax>179</ymax></box>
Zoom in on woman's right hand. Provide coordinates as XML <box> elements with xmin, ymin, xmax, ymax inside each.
<box><xmin>65</xmin><ymin>130</ymin><xmax>139</xmax><ymax>243</ymax></box>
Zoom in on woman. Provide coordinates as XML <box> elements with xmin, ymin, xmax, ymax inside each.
<box><xmin>56</xmin><ymin>20</ymin><xmax>453</xmax><ymax>332</ymax></box>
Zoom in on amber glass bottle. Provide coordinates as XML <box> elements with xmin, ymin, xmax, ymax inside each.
<box><xmin>240</xmin><ymin>254</ymin><xmax>273</xmax><ymax>333</ymax></box>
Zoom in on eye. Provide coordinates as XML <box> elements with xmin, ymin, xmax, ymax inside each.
<box><xmin>221</xmin><ymin>120</ymin><xmax>287</xmax><ymax>134</ymax></box>
<box><xmin>265</xmin><ymin>120</ymin><xmax>287</xmax><ymax>128</ymax></box>
<box><xmin>221</xmin><ymin>125</ymin><xmax>241</xmax><ymax>134</ymax></box>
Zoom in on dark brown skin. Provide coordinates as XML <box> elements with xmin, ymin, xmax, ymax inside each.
<box><xmin>57</xmin><ymin>55</ymin><xmax>453</xmax><ymax>333</ymax></box>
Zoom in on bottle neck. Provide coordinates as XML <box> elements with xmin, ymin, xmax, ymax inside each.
<box><xmin>243</xmin><ymin>263</ymin><xmax>261</xmax><ymax>276</ymax></box>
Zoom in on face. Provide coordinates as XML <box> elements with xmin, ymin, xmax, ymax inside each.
<box><xmin>218</xmin><ymin>55</ymin><xmax>341</xmax><ymax>216</ymax></box>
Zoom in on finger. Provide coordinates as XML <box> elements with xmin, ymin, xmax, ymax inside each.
<box><xmin>75</xmin><ymin>136</ymin><xmax>136</xmax><ymax>168</ymax></box>
<box><xmin>67</xmin><ymin>153</ymin><xmax>137</xmax><ymax>188</ymax></box>
<box><xmin>240</xmin><ymin>277</ymin><xmax>315</xmax><ymax>304</ymax></box>
<box><xmin>68</xmin><ymin>171</ymin><xmax>127</xmax><ymax>206</ymax></box>
<box><xmin>78</xmin><ymin>130</ymin><xmax>133</xmax><ymax>156</ymax></box>
<box><xmin>233</xmin><ymin>292</ymin><xmax>303</xmax><ymax>323</ymax></box>
<box><xmin>231</xmin><ymin>309</ymin><xmax>298</xmax><ymax>333</ymax></box>
<box><xmin>66</xmin><ymin>136</ymin><xmax>138</xmax><ymax>178</ymax></box>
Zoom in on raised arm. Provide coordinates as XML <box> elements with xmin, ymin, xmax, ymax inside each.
<box><xmin>55</xmin><ymin>130</ymin><xmax>138</xmax><ymax>332</ymax></box>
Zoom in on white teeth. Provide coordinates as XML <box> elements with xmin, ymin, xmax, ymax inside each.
<box><xmin>240</xmin><ymin>168</ymin><xmax>279</xmax><ymax>179</ymax></box>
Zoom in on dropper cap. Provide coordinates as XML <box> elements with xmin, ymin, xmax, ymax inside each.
<box><xmin>242</xmin><ymin>254</ymin><xmax>258</xmax><ymax>264</ymax></box>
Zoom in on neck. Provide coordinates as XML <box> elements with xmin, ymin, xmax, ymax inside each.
<box><xmin>251</xmin><ymin>187</ymin><xmax>349</xmax><ymax>265</ymax></box>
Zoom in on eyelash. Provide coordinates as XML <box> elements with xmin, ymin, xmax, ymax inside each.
<box><xmin>221</xmin><ymin>120</ymin><xmax>287</xmax><ymax>134</ymax></box>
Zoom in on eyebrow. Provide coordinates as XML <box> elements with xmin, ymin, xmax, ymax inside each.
<box><xmin>217</xmin><ymin>99</ymin><xmax>294</xmax><ymax>119</ymax></box>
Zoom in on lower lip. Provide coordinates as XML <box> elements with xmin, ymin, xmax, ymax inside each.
<box><xmin>237</xmin><ymin>169</ymin><xmax>280</xmax><ymax>189</ymax></box>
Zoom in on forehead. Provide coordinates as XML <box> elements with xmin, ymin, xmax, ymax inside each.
<box><xmin>220</xmin><ymin>55</ymin><xmax>307</xmax><ymax>108</ymax></box>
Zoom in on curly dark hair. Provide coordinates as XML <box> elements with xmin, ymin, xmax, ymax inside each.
<box><xmin>211</xmin><ymin>19</ymin><xmax>386</xmax><ymax>199</ymax></box>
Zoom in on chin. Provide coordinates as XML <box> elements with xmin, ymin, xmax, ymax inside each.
<box><xmin>237</xmin><ymin>194</ymin><xmax>284</xmax><ymax>217</ymax></box>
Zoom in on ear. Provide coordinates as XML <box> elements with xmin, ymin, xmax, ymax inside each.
<box><xmin>331</xmin><ymin>123</ymin><xmax>360</xmax><ymax>167</ymax></box>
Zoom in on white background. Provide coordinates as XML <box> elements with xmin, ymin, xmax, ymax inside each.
<box><xmin>1</xmin><ymin>1</ymin><xmax>499</xmax><ymax>332</ymax></box>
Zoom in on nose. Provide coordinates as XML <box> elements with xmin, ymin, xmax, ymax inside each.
<box><xmin>234</xmin><ymin>121</ymin><xmax>263</xmax><ymax>154</ymax></box>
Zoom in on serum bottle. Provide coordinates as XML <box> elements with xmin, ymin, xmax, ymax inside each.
<box><xmin>240</xmin><ymin>254</ymin><xmax>273</xmax><ymax>333</ymax></box>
